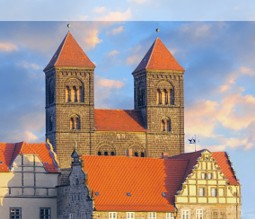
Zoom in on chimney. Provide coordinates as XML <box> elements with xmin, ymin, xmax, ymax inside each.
<box><xmin>126</xmin><ymin>148</ymin><xmax>133</xmax><ymax>157</ymax></box>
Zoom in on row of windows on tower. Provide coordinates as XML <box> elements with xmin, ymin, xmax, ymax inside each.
<box><xmin>65</xmin><ymin>86</ymin><xmax>84</xmax><ymax>103</ymax></box>
<box><xmin>157</xmin><ymin>89</ymin><xmax>174</xmax><ymax>105</ymax></box>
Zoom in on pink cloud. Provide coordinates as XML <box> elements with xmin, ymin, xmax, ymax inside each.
<box><xmin>0</xmin><ymin>42</ymin><xmax>18</xmax><ymax>52</ymax></box>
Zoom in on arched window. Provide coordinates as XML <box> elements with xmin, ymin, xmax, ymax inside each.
<box><xmin>161</xmin><ymin>118</ymin><xmax>171</xmax><ymax>132</ymax></box>
<box><xmin>65</xmin><ymin>78</ymin><xmax>84</xmax><ymax>103</ymax></box>
<box><xmin>66</xmin><ymin>86</ymin><xmax>71</xmax><ymax>102</ymax></box>
<box><xmin>48</xmin><ymin>78</ymin><xmax>55</xmax><ymax>104</ymax></box>
<box><xmin>164</xmin><ymin>89</ymin><xmax>168</xmax><ymax>105</ymax></box>
<box><xmin>170</xmin><ymin>89</ymin><xmax>174</xmax><ymax>105</ymax></box>
<box><xmin>129</xmin><ymin>146</ymin><xmax>145</xmax><ymax>157</ymax></box>
<box><xmin>157</xmin><ymin>89</ymin><xmax>162</xmax><ymax>104</ymax></box>
<box><xmin>70</xmin><ymin>115</ymin><xmax>80</xmax><ymax>130</ymax></box>
<box><xmin>97</xmin><ymin>145</ymin><xmax>116</xmax><ymax>156</ymax></box>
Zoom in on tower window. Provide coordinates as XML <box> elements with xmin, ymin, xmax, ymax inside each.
<box><xmin>161</xmin><ymin>118</ymin><xmax>171</xmax><ymax>132</ymax></box>
<box><xmin>170</xmin><ymin>89</ymin><xmax>174</xmax><ymax>105</ymax></box>
<box><xmin>65</xmin><ymin>78</ymin><xmax>84</xmax><ymax>103</ymax></box>
<box><xmin>157</xmin><ymin>89</ymin><xmax>162</xmax><ymax>104</ymax></box>
<box><xmin>70</xmin><ymin>115</ymin><xmax>80</xmax><ymax>130</ymax></box>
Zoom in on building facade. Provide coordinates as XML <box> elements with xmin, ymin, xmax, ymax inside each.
<box><xmin>44</xmin><ymin>32</ymin><xmax>185</xmax><ymax>168</ymax></box>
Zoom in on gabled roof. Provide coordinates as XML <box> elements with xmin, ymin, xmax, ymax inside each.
<box><xmin>82</xmin><ymin>156</ymin><xmax>188</xmax><ymax>211</ymax></box>
<box><xmin>94</xmin><ymin>109</ymin><xmax>145</xmax><ymax>132</ymax></box>
<box><xmin>169</xmin><ymin>149</ymin><xmax>239</xmax><ymax>186</ymax></box>
<box><xmin>133</xmin><ymin>37</ymin><xmax>184</xmax><ymax>73</ymax></box>
<box><xmin>44</xmin><ymin>31</ymin><xmax>95</xmax><ymax>71</ymax></box>
<box><xmin>0</xmin><ymin>142</ymin><xmax>58</xmax><ymax>173</ymax></box>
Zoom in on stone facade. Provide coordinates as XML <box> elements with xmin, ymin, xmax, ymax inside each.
<box><xmin>57</xmin><ymin>150</ymin><xmax>93</xmax><ymax>219</ymax></box>
<box><xmin>44</xmin><ymin>35</ymin><xmax>185</xmax><ymax>168</ymax></box>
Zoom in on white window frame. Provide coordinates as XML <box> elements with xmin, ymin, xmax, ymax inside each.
<box><xmin>10</xmin><ymin>207</ymin><xmax>22</xmax><ymax>219</ymax></box>
<box><xmin>148</xmin><ymin>212</ymin><xmax>156</xmax><ymax>219</ymax></box>
<box><xmin>207</xmin><ymin>172</ymin><xmax>213</xmax><ymax>179</ymax></box>
<box><xmin>166</xmin><ymin>212</ymin><xmax>174</xmax><ymax>219</ymax></box>
<box><xmin>196</xmin><ymin>209</ymin><xmax>203</xmax><ymax>219</ymax></box>
<box><xmin>211</xmin><ymin>188</ymin><xmax>217</xmax><ymax>197</ymax></box>
<box><xmin>181</xmin><ymin>209</ymin><xmax>190</xmax><ymax>219</ymax></box>
<box><xmin>40</xmin><ymin>207</ymin><xmax>51</xmax><ymax>219</ymax></box>
<box><xmin>109</xmin><ymin>212</ymin><xmax>117</xmax><ymax>219</ymax></box>
<box><xmin>199</xmin><ymin>187</ymin><xmax>205</xmax><ymax>196</ymax></box>
<box><xmin>127</xmin><ymin>212</ymin><xmax>135</xmax><ymax>219</ymax></box>
<box><xmin>201</xmin><ymin>172</ymin><xmax>206</xmax><ymax>179</ymax></box>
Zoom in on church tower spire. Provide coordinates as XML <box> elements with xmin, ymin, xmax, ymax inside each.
<box><xmin>133</xmin><ymin>37</ymin><xmax>185</xmax><ymax>156</ymax></box>
<box><xmin>44</xmin><ymin>31</ymin><xmax>95</xmax><ymax>168</ymax></box>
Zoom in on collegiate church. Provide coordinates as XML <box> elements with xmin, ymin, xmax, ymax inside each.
<box><xmin>0</xmin><ymin>31</ymin><xmax>241</xmax><ymax>219</ymax></box>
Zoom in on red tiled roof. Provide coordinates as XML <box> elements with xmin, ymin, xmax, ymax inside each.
<box><xmin>0</xmin><ymin>142</ymin><xmax>58</xmax><ymax>173</ymax></box>
<box><xmin>212</xmin><ymin>152</ymin><xmax>239</xmax><ymax>185</ymax></box>
<box><xmin>134</xmin><ymin>38</ymin><xmax>185</xmax><ymax>73</ymax></box>
<box><xmin>94</xmin><ymin>109</ymin><xmax>145</xmax><ymax>132</ymax></box>
<box><xmin>169</xmin><ymin>149</ymin><xmax>239</xmax><ymax>186</ymax></box>
<box><xmin>44</xmin><ymin>31</ymin><xmax>95</xmax><ymax>71</ymax></box>
<box><xmin>82</xmin><ymin>156</ymin><xmax>189</xmax><ymax>211</ymax></box>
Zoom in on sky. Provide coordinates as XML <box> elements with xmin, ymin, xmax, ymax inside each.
<box><xmin>0</xmin><ymin>1</ymin><xmax>255</xmax><ymax>219</ymax></box>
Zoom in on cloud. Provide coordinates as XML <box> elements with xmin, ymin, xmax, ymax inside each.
<box><xmin>97</xmin><ymin>78</ymin><xmax>124</xmax><ymax>89</ymax></box>
<box><xmin>108</xmin><ymin>50</ymin><xmax>119</xmax><ymax>57</ymax></box>
<box><xmin>82</xmin><ymin>28</ymin><xmax>102</xmax><ymax>49</ymax></box>
<box><xmin>107</xmin><ymin>26</ymin><xmax>124</xmax><ymax>35</ymax></box>
<box><xmin>93</xmin><ymin>6</ymin><xmax>107</xmax><ymax>14</ymax></box>
<box><xmin>127</xmin><ymin>0</ymin><xmax>149</xmax><ymax>4</ymax></box>
<box><xmin>0</xmin><ymin>42</ymin><xmax>18</xmax><ymax>52</ymax></box>
<box><xmin>18</xmin><ymin>61</ymin><xmax>40</xmax><ymax>70</ymax></box>
<box><xmin>99</xmin><ymin>8</ymin><xmax>132</xmax><ymax>21</ymax></box>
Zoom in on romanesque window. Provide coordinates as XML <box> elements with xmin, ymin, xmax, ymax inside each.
<box><xmin>70</xmin><ymin>114</ymin><xmax>80</xmax><ymax>130</ymax></box>
<box><xmin>97</xmin><ymin>145</ymin><xmax>116</xmax><ymax>156</ymax></box>
<box><xmin>129</xmin><ymin>146</ymin><xmax>145</xmax><ymax>157</ymax></box>
<box><xmin>161</xmin><ymin>118</ymin><xmax>171</xmax><ymax>132</ymax></box>
<box><xmin>65</xmin><ymin>78</ymin><xmax>84</xmax><ymax>103</ymax></box>
<box><xmin>156</xmin><ymin>81</ymin><xmax>174</xmax><ymax>106</ymax></box>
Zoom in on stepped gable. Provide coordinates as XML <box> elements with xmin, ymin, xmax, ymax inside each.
<box><xmin>212</xmin><ymin>152</ymin><xmax>239</xmax><ymax>185</ymax></box>
<box><xmin>82</xmin><ymin>155</ymin><xmax>189</xmax><ymax>211</ymax></box>
<box><xmin>0</xmin><ymin>142</ymin><xmax>58</xmax><ymax>172</ymax></box>
<box><xmin>133</xmin><ymin>37</ymin><xmax>184</xmax><ymax>73</ymax></box>
<box><xmin>44</xmin><ymin>31</ymin><xmax>95</xmax><ymax>71</ymax></box>
<box><xmin>94</xmin><ymin>109</ymin><xmax>146</xmax><ymax>132</ymax></box>
<box><xmin>169</xmin><ymin>150</ymin><xmax>239</xmax><ymax>186</ymax></box>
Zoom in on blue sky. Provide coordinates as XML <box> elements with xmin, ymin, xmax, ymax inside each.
<box><xmin>0</xmin><ymin>21</ymin><xmax>255</xmax><ymax>218</ymax></box>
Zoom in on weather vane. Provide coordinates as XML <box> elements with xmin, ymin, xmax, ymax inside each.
<box><xmin>156</xmin><ymin>28</ymin><xmax>160</xmax><ymax>33</ymax></box>
<box><xmin>188</xmin><ymin>135</ymin><xmax>199</xmax><ymax>152</ymax></box>
<box><xmin>67</xmin><ymin>23</ymin><xmax>71</xmax><ymax>29</ymax></box>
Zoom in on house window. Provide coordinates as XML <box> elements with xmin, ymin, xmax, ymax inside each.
<box><xmin>201</xmin><ymin>173</ymin><xmax>206</xmax><ymax>179</ymax></box>
<box><xmin>196</xmin><ymin>209</ymin><xmax>203</xmax><ymax>219</ymax></box>
<box><xmin>166</xmin><ymin>212</ymin><xmax>174</xmax><ymax>219</ymax></box>
<box><xmin>207</xmin><ymin>173</ymin><xmax>213</xmax><ymax>179</ymax></box>
<box><xmin>211</xmin><ymin>188</ymin><xmax>217</xmax><ymax>197</ymax></box>
<box><xmin>40</xmin><ymin>208</ymin><xmax>51</xmax><ymax>219</ymax></box>
<box><xmin>199</xmin><ymin>187</ymin><xmax>205</xmax><ymax>196</ymax></box>
<box><xmin>148</xmin><ymin>212</ymin><xmax>156</xmax><ymax>219</ymax></box>
<box><xmin>181</xmin><ymin>210</ymin><xmax>190</xmax><ymax>219</ymax></box>
<box><xmin>69</xmin><ymin>213</ymin><xmax>73</xmax><ymax>219</ymax></box>
<box><xmin>10</xmin><ymin>207</ymin><xmax>22</xmax><ymax>219</ymax></box>
<box><xmin>109</xmin><ymin>212</ymin><xmax>117</xmax><ymax>219</ymax></box>
<box><xmin>127</xmin><ymin>212</ymin><xmax>135</xmax><ymax>219</ymax></box>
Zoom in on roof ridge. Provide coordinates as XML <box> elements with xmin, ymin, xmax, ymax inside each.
<box><xmin>54</xmin><ymin>32</ymin><xmax>69</xmax><ymax>67</ymax></box>
<box><xmin>145</xmin><ymin>38</ymin><xmax>157</xmax><ymax>70</ymax></box>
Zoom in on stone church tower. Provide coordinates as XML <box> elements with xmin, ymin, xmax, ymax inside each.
<box><xmin>133</xmin><ymin>38</ymin><xmax>185</xmax><ymax>157</ymax></box>
<box><xmin>44</xmin><ymin>31</ymin><xmax>185</xmax><ymax>168</ymax></box>
<box><xmin>44</xmin><ymin>32</ymin><xmax>95</xmax><ymax>166</ymax></box>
